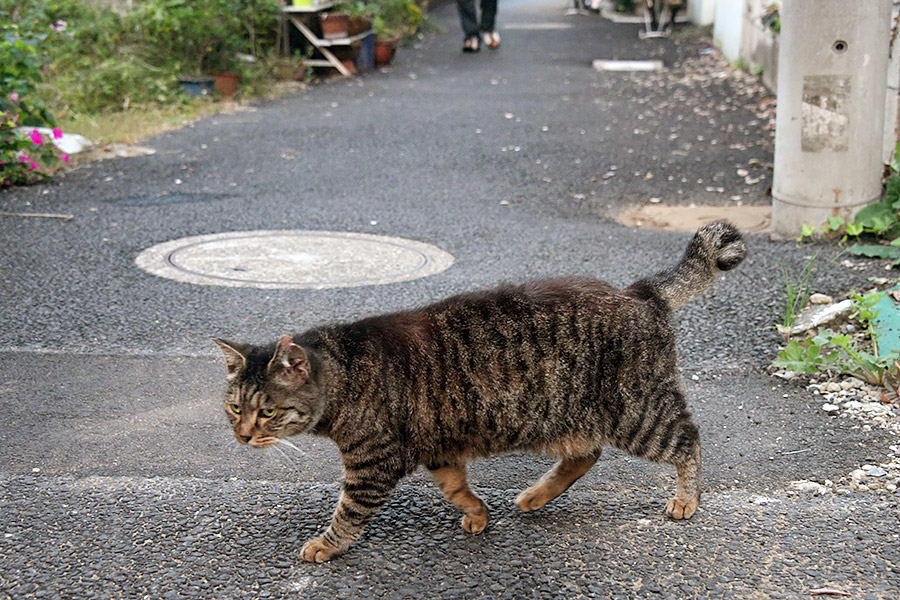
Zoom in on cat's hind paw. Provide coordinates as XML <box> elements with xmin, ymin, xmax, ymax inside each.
<box><xmin>300</xmin><ymin>537</ymin><xmax>342</xmax><ymax>563</ymax></box>
<box><xmin>665</xmin><ymin>497</ymin><xmax>698</xmax><ymax>520</ymax></box>
<box><xmin>515</xmin><ymin>488</ymin><xmax>548</xmax><ymax>512</ymax></box>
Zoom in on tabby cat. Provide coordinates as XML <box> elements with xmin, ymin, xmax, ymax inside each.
<box><xmin>214</xmin><ymin>221</ymin><xmax>745</xmax><ymax>562</ymax></box>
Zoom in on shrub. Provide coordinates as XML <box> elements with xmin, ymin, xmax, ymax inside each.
<box><xmin>131</xmin><ymin>0</ymin><xmax>281</xmax><ymax>75</ymax></box>
<box><xmin>0</xmin><ymin>21</ymin><xmax>68</xmax><ymax>187</ymax></box>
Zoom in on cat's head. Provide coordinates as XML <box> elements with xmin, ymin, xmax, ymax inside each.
<box><xmin>213</xmin><ymin>335</ymin><xmax>324</xmax><ymax>448</ymax></box>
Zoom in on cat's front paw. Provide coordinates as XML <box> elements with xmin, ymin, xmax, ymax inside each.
<box><xmin>300</xmin><ymin>537</ymin><xmax>342</xmax><ymax>563</ymax></box>
<box><xmin>461</xmin><ymin>509</ymin><xmax>487</xmax><ymax>534</ymax></box>
<box><xmin>665</xmin><ymin>496</ymin><xmax>698</xmax><ymax>520</ymax></box>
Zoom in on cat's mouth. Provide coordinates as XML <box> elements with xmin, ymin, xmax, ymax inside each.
<box><xmin>237</xmin><ymin>433</ymin><xmax>277</xmax><ymax>448</ymax></box>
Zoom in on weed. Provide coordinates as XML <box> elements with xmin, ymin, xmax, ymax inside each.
<box><xmin>777</xmin><ymin>251</ymin><xmax>843</xmax><ymax>332</ymax></box>
<box><xmin>774</xmin><ymin>291</ymin><xmax>900</xmax><ymax>388</ymax></box>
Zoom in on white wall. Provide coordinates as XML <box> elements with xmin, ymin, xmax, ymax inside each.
<box><xmin>688</xmin><ymin>0</ymin><xmax>717</xmax><ymax>25</ymax></box>
<box><xmin>712</xmin><ymin>0</ymin><xmax>743</xmax><ymax>62</ymax></box>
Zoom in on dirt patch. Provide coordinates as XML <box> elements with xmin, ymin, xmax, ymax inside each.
<box><xmin>618</xmin><ymin>204</ymin><xmax>771</xmax><ymax>233</ymax></box>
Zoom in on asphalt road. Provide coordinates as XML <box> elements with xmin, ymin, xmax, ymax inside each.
<box><xmin>1</xmin><ymin>0</ymin><xmax>898</xmax><ymax>598</ymax></box>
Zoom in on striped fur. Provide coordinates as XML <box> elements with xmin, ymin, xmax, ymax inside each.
<box><xmin>214</xmin><ymin>221</ymin><xmax>746</xmax><ymax>562</ymax></box>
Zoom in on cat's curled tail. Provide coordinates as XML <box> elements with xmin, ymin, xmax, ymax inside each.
<box><xmin>639</xmin><ymin>220</ymin><xmax>746</xmax><ymax>311</ymax></box>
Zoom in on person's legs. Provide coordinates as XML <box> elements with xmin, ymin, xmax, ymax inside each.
<box><xmin>457</xmin><ymin>0</ymin><xmax>480</xmax><ymax>38</ymax></box>
<box><xmin>479</xmin><ymin>0</ymin><xmax>497</xmax><ymax>33</ymax></box>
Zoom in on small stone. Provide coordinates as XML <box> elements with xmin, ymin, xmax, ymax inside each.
<box><xmin>775</xmin><ymin>371</ymin><xmax>799</xmax><ymax>380</ymax></box>
<box><xmin>867</xmin><ymin>467</ymin><xmax>888</xmax><ymax>477</ymax></box>
<box><xmin>809</xmin><ymin>293</ymin><xmax>833</xmax><ymax>305</ymax></box>
<box><xmin>822</xmin><ymin>403</ymin><xmax>840</xmax><ymax>413</ymax></box>
<box><xmin>850</xmin><ymin>469</ymin><xmax>867</xmax><ymax>481</ymax></box>
<box><xmin>750</xmin><ymin>495</ymin><xmax>778</xmax><ymax>505</ymax></box>
<box><xmin>791</xmin><ymin>480</ymin><xmax>827</xmax><ymax>493</ymax></box>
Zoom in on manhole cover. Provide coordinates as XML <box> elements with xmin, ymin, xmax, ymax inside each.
<box><xmin>135</xmin><ymin>230</ymin><xmax>455</xmax><ymax>289</ymax></box>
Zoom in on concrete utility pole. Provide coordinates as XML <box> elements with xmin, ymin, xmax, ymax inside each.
<box><xmin>771</xmin><ymin>0</ymin><xmax>892</xmax><ymax>239</ymax></box>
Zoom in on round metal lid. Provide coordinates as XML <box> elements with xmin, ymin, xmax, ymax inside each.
<box><xmin>135</xmin><ymin>230</ymin><xmax>455</xmax><ymax>289</ymax></box>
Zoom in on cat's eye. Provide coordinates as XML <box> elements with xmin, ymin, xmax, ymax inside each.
<box><xmin>229</xmin><ymin>403</ymin><xmax>242</xmax><ymax>414</ymax></box>
<box><xmin>261</xmin><ymin>408</ymin><xmax>276</xmax><ymax>417</ymax></box>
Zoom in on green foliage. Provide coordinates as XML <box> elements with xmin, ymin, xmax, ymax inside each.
<box><xmin>341</xmin><ymin>0</ymin><xmax>379</xmax><ymax>18</ymax></box>
<box><xmin>373</xmin><ymin>0</ymin><xmax>424</xmax><ymax>40</ymax></box>
<box><xmin>762</xmin><ymin>3</ymin><xmax>780</xmax><ymax>34</ymax></box>
<box><xmin>774</xmin><ymin>291</ymin><xmax>900</xmax><ymax>387</ymax></box>
<box><xmin>1</xmin><ymin>0</ymin><xmax>284</xmax><ymax>119</ymax></box>
<box><xmin>615</xmin><ymin>0</ymin><xmax>636</xmax><ymax>13</ymax></box>
<box><xmin>131</xmin><ymin>0</ymin><xmax>279</xmax><ymax>74</ymax></box>
<box><xmin>798</xmin><ymin>223</ymin><xmax>816</xmax><ymax>241</ymax></box>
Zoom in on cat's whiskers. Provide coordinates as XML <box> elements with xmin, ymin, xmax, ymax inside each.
<box><xmin>270</xmin><ymin>444</ymin><xmax>290</xmax><ymax>461</ymax></box>
<box><xmin>276</xmin><ymin>438</ymin><xmax>306</xmax><ymax>458</ymax></box>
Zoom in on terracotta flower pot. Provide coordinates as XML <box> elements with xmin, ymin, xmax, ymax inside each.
<box><xmin>347</xmin><ymin>16</ymin><xmax>372</xmax><ymax>37</ymax></box>
<box><xmin>374</xmin><ymin>37</ymin><xmax>397</xmax><ymax>66</ymax></box>
<box><xmin>211</xmin><ymin>72</ymin><xmax>240</xmax><ymax>97</ymax></box>
<box><xmin>320</xmin><ymin>12</ymin><xmax>350</xmax><ymax>40</ymax></box>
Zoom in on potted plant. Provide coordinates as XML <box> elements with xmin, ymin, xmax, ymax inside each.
<box><xmin>205</xmin><ymin>49</ymin><xmax>242</xmax><ymax>97</ymax></box>
<box><xmin>320</xmin><ymin>10</ymin><xmax>351</xmax><ymax>40</ymax></box>
<box><xmin>370</xmin><ymin>0</ymin><xmax>425</xmax><ymax>65</ymax></box>
<box><xmin>133</xmin><ymin>0</ymin><xmax>245</xmax><ymax>96</ymax></box>
<box><xmin>345</xmin><ymin>0</ymin><xmax>376</xmax><ymax>36</ymax></box>
<box><xmin>373</xmin><ymin>27</ymin><xmax>398</xmax><ymax>66</ymax></box>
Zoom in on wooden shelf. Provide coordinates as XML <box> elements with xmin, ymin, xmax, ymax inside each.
<box><xmin>281</xmin><ymin>5</ymin><xmax>373</xmax><ymax>77</ymax></box>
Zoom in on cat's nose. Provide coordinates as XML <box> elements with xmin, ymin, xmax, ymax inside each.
<box><xmin>237</xmin><ymin>434</ymin><xmax>252</xmax><ymax>444</ymax></box>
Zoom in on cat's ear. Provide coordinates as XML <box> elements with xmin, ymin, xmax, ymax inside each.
<box><xmin>267</xmin><ymin>334</ymin><xmax>310</xmax><ymax>386</ymax></box>
<box><xmin>212</xmin><ymin>338</ymin><xmax>249</xmax><ymax>378</ymax></box>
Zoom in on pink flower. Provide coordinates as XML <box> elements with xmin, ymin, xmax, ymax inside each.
<box><xmin>20</xmin><ymin>156</ymin><xmax>38</xmax><ymax>170</ymax></box>
<box><xmin>62</xmin><ymin>153</ymin><xmax>69</xmax><ymax>163</ymax></box>
<box><xmin>9</xmin><ymin>92</ymin><xmax>18</xmax><ymax>103</ymax></box>
<box><xmin>52</xmin><ymin>128</ymin><xmax>63</xmax><ymax>139</ymax></box>
<box><xmin>30</xmin><ymin>129</ymin><xmax>43</xmax><ymax>146</ymax></box>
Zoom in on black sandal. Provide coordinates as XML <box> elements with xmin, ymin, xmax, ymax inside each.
<box><xmin>462</xmin><ymin>35</ymin><xmax>480</xmax><ymax>53</ymax></box>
